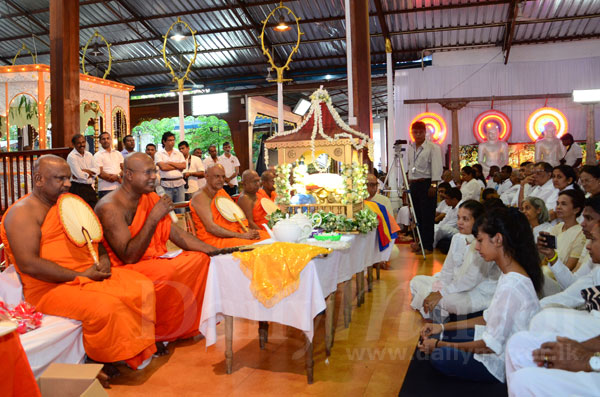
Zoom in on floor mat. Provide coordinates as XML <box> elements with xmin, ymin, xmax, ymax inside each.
<box><xmin>398</xmin><ymin>346</ymin><xmax>508</xmax><ymax>397</ymax></box>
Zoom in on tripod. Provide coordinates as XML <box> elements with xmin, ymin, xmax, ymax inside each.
<box><xmin>383</xmin><ymin>143</ymin><xmax>426</xmax><ymax>259</ymax></box>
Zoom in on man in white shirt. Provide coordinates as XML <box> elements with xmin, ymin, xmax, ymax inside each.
<box><xmin>121</xmin><ymin>135</ymin><xmax>136</xmax><ymax>157</ymax></box>
<box><xmin>520</xmin><ymin>162</ymin><xmax>559</xmax><ymax>210</ymax></box>
<box><xmin>178</xmin><ymin>140</ymin><xmax>205</xmax><ymax>200</ymax></box>
<box><xmin>406</xmin><ymin>121</ymin><xmax>443</xmax><ymax>253</ymax></box>
<box><xmin>218</xmin><ymin>141</ymin><xmax>240</xmax><ymax>196</ymax></box>
<box><xmin>66</xmin><ymin>134</ymin><xmax>99</xmax><ymax>208</ymax></box>
<box><xmin>94</xmin><ymin>132</ymin><xmax>124</xmax><ymax>199</ymax></box>
<box><xmin>193</xmin><ymin>148</ymin><xmax>203</xmax><ymax>159</ymax></box>
<box><xmin>496</xmin><ymin>165</ymin><xmax>513</xmax><ymax>196</ymax></box>
<box><xmin>203</xmin><ymin>144</ymin><xmax>220</xmax><ymax>171</ymax></box>
<box><xmin>560</xmin><ymin>134</ymin><xmax>583</xmax><ymax>168</ymax></box>
<box><xmin>155</xmin><ymin>132</ymin><xmax>186</xmax><ymax>213</ymax></box>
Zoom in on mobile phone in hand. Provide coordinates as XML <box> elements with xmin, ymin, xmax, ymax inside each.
<box><xmin>544</xmin><ymin>234</ymin><xmax>557</xmax><ymax>249</ymax></box>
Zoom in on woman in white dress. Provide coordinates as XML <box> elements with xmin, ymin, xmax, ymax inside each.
<box><xmin>417</xmin><ymin>207</ymin><xmax>543</xmax><ymax>383</ymax></box>
<box><xmin>520</xmin><ymin>196</ymin><xmax>551</xmax><ymax>241</ymax></box>
<box><xmin>579</xmin><ymin>165</ymin><xmax>600</xmax><ymax>198</ymax></box>
<box><xmin>410</xmin><ymin>200</ymin><xmax>500</xmax><ymax>322</ymax></box>
<box><xmin>460</xmin><ymin>166</ymin><xmax>483</xmax><ymax>202</ymax></box>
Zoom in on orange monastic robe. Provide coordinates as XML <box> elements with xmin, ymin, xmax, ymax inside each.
<box><xmin>190</xmin><ymin>188</ymin><xmax>270</xmax><ymax>248</ymax></box>
<box><xmin>0</xmin><ymin>196</ymin><xmax>156</xmax><ymax>368</ymax></box>
<box><xmin>104</xmin><ymin>192</ymin><xmax>210</xmax><ymax>342</ymax></box>
<box><xmin>253</xmin><ymin>189</ymin><xmax>276</xmax><ymax>229</ymax></box>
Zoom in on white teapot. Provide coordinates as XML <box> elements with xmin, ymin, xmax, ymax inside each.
<box><xmin>290</xmin><ymin>211</ymin><xmax>313</xmax><ymax>240</ymax></box>
<box><xmin>263</xmin><ymin>217</ymin><xmax>303</xmax><ymax>243</ymax></box>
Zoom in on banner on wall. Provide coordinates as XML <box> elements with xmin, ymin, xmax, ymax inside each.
<box><xmin>472</xmin><ymin>110</ymin><xmax>511</xmax><ymax>143</ymax></box>
<box><xmin>409</xmin><ymin>112</ymin><xmax>447</xmax><ymax>144</ymax></box>
<box><xmin>526</xmin><ymin>107</ymin><xmax>568</xmax><ymax>142</ymax></box>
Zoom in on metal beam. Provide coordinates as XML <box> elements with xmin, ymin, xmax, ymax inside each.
<box><xmin>503</xmin><ymin>0</ymin><xmax>520</xmax><ymax>64</ymax></box>
<box><xmin>404</xmin><ymin>93</ymin><xmax>572</xmax><ymax>105</ymax></box>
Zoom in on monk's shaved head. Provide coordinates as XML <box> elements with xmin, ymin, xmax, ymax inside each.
<box><xmin>124</xmin><ymin>152</ymin><xmax>154</xmax><ymax>170</ymax></box>
<box><xmin>367</xmin><ymin>174</ymin><xmax>378</xmax><ymax>184</ymax></box>
<box><xmin>33</xmin><ymin>154</ymin><xmax>68</xmax><ymax>176</ymax></box>
<box><xmin>205</xmin><ymin>163</ymin><xmax>225</xmax><ymax>176</ymax></box>
<box><xmin>261</xmin><ymin>170</ymin><xmax>275</xmax><ymax>182</ymax></box>
<box><xmin>242</xmin><ymin>169</ymin><xmax>258</xmax><ymax>183</ymax></box>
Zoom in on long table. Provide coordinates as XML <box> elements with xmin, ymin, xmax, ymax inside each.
<box><xmin>198</xmin><ymin>230</ymin><xmax>392</xmax><ymax>383</ymax></box>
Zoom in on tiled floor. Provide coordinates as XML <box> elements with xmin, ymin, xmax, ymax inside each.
<box><xmin>108</xmin><ymin>244</ymin><xmax>444</xmax><ymax>396</ymax></box>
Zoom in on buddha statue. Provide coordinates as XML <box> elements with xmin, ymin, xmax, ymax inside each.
<box><xmin>535</xmin><ymin>122</ymin><xmax>565</xmax><ymax>167</ymax></box>
<box><xmin>478</xmin><ymin>123</ymin><xmax>509</xmax><ymax>175</ymax></box>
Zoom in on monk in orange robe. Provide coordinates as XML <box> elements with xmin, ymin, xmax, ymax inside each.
<box><xmin>96</xmin><ymin>153</ymin><xmax>214</xmax><ymax>345</ymax></box>
<box><xmin>0</xmin><ymin>155</ymin><xmax>156</xmax><ymax>372</ymax></box>
<box><xmin>190</xmin><ymin>164</ymin><xmax>269</xmax><ymax>248</ymax></box>
<box><xmin>259</xmin><ymin>169</ymin><xmax>277</xmax><ymax>201</ymax></box>
<box><xmin>239</xmin><ymin>170</ymin><xmax>278</xmax><ymax>230</ymax></box>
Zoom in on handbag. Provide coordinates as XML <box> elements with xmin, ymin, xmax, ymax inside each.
<box><xmin>580</xmin><ymin>285</ymin><xmax>600</xmax><ymax>312</ymax></box>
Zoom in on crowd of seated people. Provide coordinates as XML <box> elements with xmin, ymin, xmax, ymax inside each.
<box><xmin>409</xmin><ymin>161</ymin><xmax>600</xmax><ymax>393</ymax></box>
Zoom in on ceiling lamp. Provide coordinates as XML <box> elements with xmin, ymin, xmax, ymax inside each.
<box><xmin>170</xmin><ymin>24</ymin><xmax>186</xmax><ymax>41</ymax></box>
<box><xmin>273</xmin><ymin>15</ymin><xmax>291</xmax><ymax>32</ymax></box>
<box><xmin>90</xmin><ymin>43</ymin><xmax>101</xmax><ymax>57</ymax></box>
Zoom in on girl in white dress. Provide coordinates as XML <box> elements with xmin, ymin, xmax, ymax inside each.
<box><xmin>410</xmin><ymin>200</ymin><xmax>500</xmax><ymax>322</ymax></box>
<box><xmin>418</xmin><ymin>207</ymin><xmax>543</xmax><ymax>383</ymax></box>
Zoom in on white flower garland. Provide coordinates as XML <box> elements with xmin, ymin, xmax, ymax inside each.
<box><xmin>274</xmin><ymin>163</ymin><xmax>292</xmax><ymax>205</ymax></box>
<box><xmin>264</xmin><ymin>87</ymin><xmax>375</xmax><ymax>170</ymax></box>
<box><xmin>340</xmin><ymin>162</ymin><xmax>369</xmax><ymax>205</ymax></box>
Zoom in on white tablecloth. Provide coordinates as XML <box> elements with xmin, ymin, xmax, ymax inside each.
<box><xmin>199</xmin><ymin>254</ymin><xmax>326</xmax><ymax>347</ymax></box>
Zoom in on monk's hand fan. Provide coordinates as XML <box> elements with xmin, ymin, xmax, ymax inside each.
<box><xmin>215</xmin><ymin>196</ymin><xmax>248</xmax><ymax>233</ymax></box>
<box><xmin>260</xmin><ymin>198</ymin><xmax>279</xmax><ymax>215</ymax></box>
<box><xmin>58</xmin><ymin>194</ymin><xmax>104</xmax><ymax>268</ymax></box>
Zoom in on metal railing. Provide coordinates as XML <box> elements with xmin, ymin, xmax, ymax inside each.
<box><xmin>0</xmin><ymin>148</ymin><xmax>71</xmax><ymax>215</ymax></box>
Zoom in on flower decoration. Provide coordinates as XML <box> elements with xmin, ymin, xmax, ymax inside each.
<box><xmin>274</xmin><ymin>163</ymin><xmax>292</xmax><ymax>205</ymax></box>
<box><xmin>354</xmin><ymin>208</ymin><xmax>378</xmax><ymax>234</ymax></box>
<box><xmin>267</xmin><ymin>209</ymin><xmax>285</xmax><ymax>228</ymax></box>
<box><xmin>340</xmin><ymin>162</ymin><xmax>369</xmax><ymax>205</ymax></box>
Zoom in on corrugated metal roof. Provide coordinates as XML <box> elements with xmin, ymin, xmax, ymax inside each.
<box><xmin>0</xmin><ymin>0</ymin><xmax>598</xmax><ymax>112</ymax></box>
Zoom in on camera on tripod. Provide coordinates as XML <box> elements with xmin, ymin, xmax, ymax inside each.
<box><xmin>394</xmin><ymin>139</ymin><xmax>407</xmax><ymax>155</ymax></box>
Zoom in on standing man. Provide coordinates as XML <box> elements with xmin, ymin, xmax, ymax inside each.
<box><xmin>121</xmin><ymin>135</ymin><xmax>136</xmax><ymax>157</ymax></box>
<box><xmin>560</xmin><ymin>133</ymin><xmax>583</xmax><ymax>168</ymax></box>
<box><xmin>178</xmin><ymin>140</ymin><xmax>205</xmax><ymax>200</ymax></box>
<box><xmin>155</xmin><ymin>132</ymin><xmax>186</xmax><ymax>212</ymax></box>
<box><xmin>193</xmin><ymin>148</ymin><xmax>203</xmax><ymax>159</ymax></box>
<box><xmin>218</xmin><ymin>142</ymin><xmax>240</xmax><ymax>196</ymax></box>
<box><xmin>94</xmin><ymin>132</ymin><xmax>124</xmax><ymax>199</ymax></box>
<box><xmin>203</xmin><ymin>144</ymin><xmax>219</xmax><ymax>171</ymax></box>
<box><xmin>66</xmin><ymin>134</ymin><xmax>99</xmax><ymax>208</ymax></box>
<box><xmin>406</xmin><ymin>121</ymin><xmax>443</xmax><ymax>254</ymax></box>
<box><xmin>145</xmin><ymin>143</ymin><xmax>157</xmax><ymax>160</ymax></box>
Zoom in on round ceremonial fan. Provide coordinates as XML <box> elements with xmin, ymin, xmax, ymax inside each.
<box><xmin>215</xmin><ymin>196</ymin><xmax>249</xmax><ymax>232</ymax></box>
<box><xmin>260</xmin><ymin>198</ymin><xmax>279</xmax><ymax>215</ymax></box>
<box><xmin>58</xmin><ymin>194</ymin><xmax>103</xmax><ymax>266</ymax></box>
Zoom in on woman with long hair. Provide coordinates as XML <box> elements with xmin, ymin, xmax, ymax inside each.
<box><xmin>410</xmin><ymin>200</ymin><xmax>500</xmax><ymax>322</ymax></box>
<box><xmin>418</xmin><ymin>207</ymin><xmax>542</xmax><ymax>383</ymax></box>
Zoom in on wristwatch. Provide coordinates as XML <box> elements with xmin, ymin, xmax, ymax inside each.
<box><xmin>589</xmin><ymin>352</ymin><xmax>600</xmax><ymax>372</ymax></box>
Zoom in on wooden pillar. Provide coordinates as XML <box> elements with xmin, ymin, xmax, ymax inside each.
<box><xmin>222</xmin><ymin>96</ymin><xmax>250</xmax><ymax>173</ymax></box>
<box><xmin>350</xmin><ymin>0</ymin><xmax>372</xmax><ymax>164</ymax></box>
<box><xmin>585</xmin><ymin>104</ymin><xmax>597</xmax><ymax>165</ymax></box>
<box><xmin>50</xmin><ymin>0</ymin><xmax>80</xmax><ymax>148</ymax></box>
<box><xmin>442</xmin><ymin>102</ymin><xmax>468</xmax><ymax>181</ymax></box>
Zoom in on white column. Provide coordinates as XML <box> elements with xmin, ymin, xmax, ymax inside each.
<box><xmin>178</xmin><ymin>91</ymin><xmax>185</xmax><ymax>141</ymax></box>
<box><xmin>386</xmin><ymin>51</ymin><xmax>400</xmax><ymax>212</ymax></box>
<box><xmin>277</xmin><ymin>82</ymin><xmax>284</xmax><ymax>134</ymax></box>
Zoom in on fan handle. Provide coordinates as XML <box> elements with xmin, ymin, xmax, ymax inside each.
<box><xmin>233</xmin><ymin>213</ymin><xmax>248</xmax><ymax>233</ymax></box>
<box><xmin>82</xmin><ymin>227</ymin><xmax>101</xmax><ymax>267</ymax></box>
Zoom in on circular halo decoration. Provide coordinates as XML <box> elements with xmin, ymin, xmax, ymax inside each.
<box><xmin>260</xmin><ymin>1</ymin><xmax>303</xmax><ymax>83</ymax></box>
<box><xmin>526</xmin><ymin>107</ymin><xmax>568</xmax><ymax>142</ymax></box>
<box><xmin>473</xmin><ymin>110</ymin><xmax>512</xmax><ymax>143</ymax></box>
<box><xmin>409</xmin><ymin>112</ymin><xmax>448</xmax><ymax>144</ymax></box>
<box><xmin>81</xmin><ymin>31</ymin><xmax>112</xmax><ymax>80</ymax></box>
<box><xmin>162</xmin><ymin>17</ymin><xmax>197</xmax><ymax>92</ymax></box>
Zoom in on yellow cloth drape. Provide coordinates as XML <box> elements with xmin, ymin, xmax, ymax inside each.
<box><xmin>233</xmin><ymin>242</ymin><xmax>330</xmax><ymax>308</ymax></box>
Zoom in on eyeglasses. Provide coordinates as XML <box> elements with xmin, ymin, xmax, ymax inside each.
<box><xmin>127</xmin><ymin>168</ymin><xmax>158</xmax><ymax>176</ymax></box>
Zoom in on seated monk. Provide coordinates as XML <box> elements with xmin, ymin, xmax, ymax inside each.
<box><xmin>96</xmin><ymin>153</ymin><xmax>214</xmax><ymax>345</ymax></box>
<box><xmin>259</xmin><ymin>170</ymin><xmax>277</xmax><ymax>201</ymax></box>
<box><xmin>190</xmin><ymin>164</ymin><xmax>269</xmax><ymax>248</ymax></box>
<box><xmin>237</xmin><ymin>170</ymin><xmax>268</xmax><ymax>230</ymax></box>
<box><xmin>0</xmin><ymin>155</ymin><xmax>157</xmax><ymax>371</ymax></box>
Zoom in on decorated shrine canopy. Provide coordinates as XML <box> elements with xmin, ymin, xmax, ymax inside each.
<box><xmin>265</xmin><ymin>88</ymin><xmax>374</xmax><ymax>166</ymax></box>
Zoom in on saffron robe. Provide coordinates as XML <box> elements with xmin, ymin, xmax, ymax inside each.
<box><xmin>104</xmin><ymin>192</ymin><xmax>210</xmax><ymax>342</ymax></box>
<box><xmin>0</xmin><ymin>196</ymin><xmax>156</xmax><ymax>368</ymax></box>
<box><xmin>190</xmin><ymin>189</ymin><xmax>269</xmax><ymax>248</ymax></box>
<box><xmin>252</xmin><ymin>189</ymin><xmax>276</xmax><ymax>229</ymax></box>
